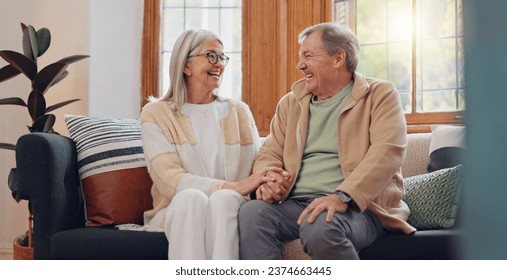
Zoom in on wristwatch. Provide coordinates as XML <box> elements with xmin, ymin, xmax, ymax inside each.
<box><xmin>335</xmin><ymin>191</ymin><xmax>357</xmax><ymax>210</ymax></box>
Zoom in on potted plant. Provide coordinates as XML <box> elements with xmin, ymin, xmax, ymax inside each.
<box><xmin>0</xmin><ymin>22</ymin><xmax>89</xmax><ymax>259</ymax></box>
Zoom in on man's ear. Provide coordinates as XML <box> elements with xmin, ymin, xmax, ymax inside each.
<box><xmin>334</xmin><ymin>50</ymin><xmax>346</xmax><ymax>69</ymax></box>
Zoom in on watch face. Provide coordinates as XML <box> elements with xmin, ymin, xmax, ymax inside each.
<box><xmin>338</xmin><ymin>191</ymin><xmax>351</xmax><ymax>203</ymax></box>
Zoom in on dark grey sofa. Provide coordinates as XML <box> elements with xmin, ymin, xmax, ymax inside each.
<box><xmin>16</xmin><ymin>133</ymin><xmax>462</xmax><ymax>260</ymax></box>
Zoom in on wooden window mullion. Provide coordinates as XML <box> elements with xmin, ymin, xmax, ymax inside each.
<box><xmin>141</xmin><ymin>0</ymin><xmax>160</xmax><ymax>108</ymax></box>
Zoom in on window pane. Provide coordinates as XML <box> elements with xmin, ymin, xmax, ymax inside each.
<box><xmin>399</xmin><ymin>90</ymin><xmax>412</xmax><ymax>113</ymax></box>
<box><xmin>220</xmin><ymin>53</ymin><xmax>241</xmax><ymax>100</ymax></box>
<box><xmin>162</xmin><ymin>9</ymin><xmax>185</xmax><ymax>51</ymax></box>
<box><xmin>220</xmin><ymin>8</ymin><xmax>242</xmax><ymax>52</ymax></box>
<box><xmin>186</xmin><ymin>8</ymin><xmax>220</xmax><ymax>33</ymax></box>
<box><xmin>185</xmin><ymin>0</ymin><xmax>220</xmax><ymax>7</ymax></box>
<box><xmin>458</xmin><ymin>37</ymin><xmax>465</xmax><ymax>88</ymax></box>
<box><xmin>387</xmin><ymin>0</ymin><xmax>411</xmax><ymax>42</ymax></box>
<box><xmin>419</xmin><ymin>0</ymin><xmax>456</xmax><ymax>39</ymax></box>
<box><xmin>163</xmin><ymin>0</ymin><xmax>184</xmax><ymax>7</ymax></box>
<box><xmin>357</xmin><ymin>0</ymin><xmax>387</xmax><ymax>44</ymax></box>
<box><xmin>388</xmin><ymin>42</ymin><xmax>411</xmax><ymax>92</ymax></box>
<box><xmin>334</xmin><ymin>0</ymin><xmax>356</xmax><ymax>31</ymax></box>
<box><xmin>457</xmin><ymin>0</ymin><xmax>463</xmax><ymax>36</ymax></box>
<box><xmin>221</xmin><ymin>0</ymin><xmax>242</xmax><ymax>7</ymax></box>
<box><xmin>458</xmin><ymin>89</ymin><xmax>465</xmax><ymax>111</ymax></box>
<box><xmin>420</xmin><ymin>38</ymin><xmax>456</xmax><ymax>90</ymax></box>
<box><xmin>357</xmin><ymin>44</ymin><xmax>387</xmax><ymax>80</ymax></box>
<box><xmin>417</xmin><ymin>89</ymin><xmax>460</xmax><ymax>112</ymax></box>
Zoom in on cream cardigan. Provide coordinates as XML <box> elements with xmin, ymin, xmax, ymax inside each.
<box><xmin>140</xmin><ymin>98</ymin><xmax>260</xmax><ymax>220</ymax></box>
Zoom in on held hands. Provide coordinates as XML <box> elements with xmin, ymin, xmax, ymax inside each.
<box><xmin>223</xmin><ymin>167</ymin><xmax>286</xmax><ymax>196</ymax></box>
<box><xmin>255</xmin><ymin>170</ymin><xmax>292</xmax><ymax>203</ymax></box>
<box><xmin>296</xmin><ymin>194</ymin><xmax>348</xmax><ymax>225</ymax></box>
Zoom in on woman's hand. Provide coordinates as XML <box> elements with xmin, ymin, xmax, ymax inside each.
<box><xmin>255</xmin><ymin>170</ymin><xmax>292</xmax><ymax>203</ymax></box>
<box><xmin>223</xmin><ymin>167</ymin><xmax>285</xmax><ymax>196</ymax></box>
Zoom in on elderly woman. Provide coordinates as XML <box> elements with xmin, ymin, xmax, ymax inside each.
<box><xmin>140</xmin><ymin>29</ymin><xmax>282</xmax><ymax>260</ymax></box>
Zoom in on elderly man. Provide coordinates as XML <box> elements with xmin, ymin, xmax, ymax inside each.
<box><xmin>239</xmin><ymin>22</ymin><xmax>415</xmax><ymax>260</ymax></box>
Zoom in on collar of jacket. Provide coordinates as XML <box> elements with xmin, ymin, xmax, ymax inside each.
<box><xmin>290</xmin><ymin>72</ymin><xmax>371</xmax><ymax>105</ymax></box>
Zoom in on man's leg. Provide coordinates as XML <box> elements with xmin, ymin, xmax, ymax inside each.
<box><xmin>299</xmin><ymin>210</ymin><xmax>384</xmax><ymax>259</ymax></box>
<box><xmin>238</xmin><ymin>199</ymin><xmax>304</xmax><ymax>259</ymax></box>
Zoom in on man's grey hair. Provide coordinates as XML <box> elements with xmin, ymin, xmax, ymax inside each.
<box><xmin>298</xmin><ymin>22</ymin><xmax>359</xmax><ymax>73</ymax></box>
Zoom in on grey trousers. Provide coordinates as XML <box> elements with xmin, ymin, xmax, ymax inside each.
<box><xmin>238</xmin><ymin>198</ymin><xmax>385</xmax><ymax>260</ymax></box>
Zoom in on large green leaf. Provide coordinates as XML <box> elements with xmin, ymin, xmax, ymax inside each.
<box><xmin>0</xmin><ymin>50</ymin><xmax>37</xmax><ymax>80</ymax></box>
<box><xmin>36</xmin><ymin>28</ymin><xmax>51</xmax><ymax>57</ymax></box>
<box><xmin>48</xmin><ymin>70</ymin><xmax>68</xmax><ymax>88</ymax></box>
<box><xmin>46</xmin><ymin>99</ymin><xmax>80</xmax><ymax>113</ymax></box>
<box><xmin>33</xmin><ymin>62</ymin><xmax>67</xmax><ymax>94</ymax></box>
<box><xmin>0</xmin><ymin>64</ymin><xmax>21</xmax><ymax>83</ymax></box>
<box><xmin>57</xmin><ymin>55</ymin><xmax>89</xmax><ymax>65</ymax></box>
<box><xmin>27</xmin><ymin>89</ymin><xmax>46</xmax><ymax>121</ymax></box>
<box><xmin>22</xmin><ymin>25</ymin><xmax>38</xmax><ymax>62</ymax></box>
<box><xmin>0</xmin><ymin>143</ymin><xmax>16</xmax><ymax>151</ymax></box>
<box><xmin>0</xmin><ymin>97</ymin><xmax>27</xmax><ymax>106</ymax></box>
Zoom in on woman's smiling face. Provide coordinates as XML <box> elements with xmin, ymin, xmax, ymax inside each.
<box><xmin>185</xmin><ymin>39</ymin><xmax>226</xmax><ymax>94</ymax></box>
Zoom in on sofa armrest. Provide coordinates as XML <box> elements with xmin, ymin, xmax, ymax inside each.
<box><xmin>16</xmin><ymin>133</ymin><xmax>85</xmax><ymax>259</ymax></box>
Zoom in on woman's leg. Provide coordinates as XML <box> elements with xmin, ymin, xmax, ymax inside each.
<box><xmin>165</xmin><ymin>189</ymin><xmax>209</xmax><ymax>259</ymax></box>
<box><xmin>206</xmin><ymin>189</ymin><xmax>246</xmax><ymax>259</ymax></box>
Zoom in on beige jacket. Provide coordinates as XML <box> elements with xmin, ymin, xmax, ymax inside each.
<box><xmin>254</xmin><ymin>72</ymin><xmax>416</xmax><ymax>234</ymax></box>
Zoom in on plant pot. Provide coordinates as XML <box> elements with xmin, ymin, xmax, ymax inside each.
<box><xmin>13</xmin><ymin>235</ymin><xmax>33</xmax><ymax>260</ymax></box>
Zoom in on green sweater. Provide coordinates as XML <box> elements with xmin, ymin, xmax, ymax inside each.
<box><xmin>292</xmin><ymin>82</ymin><xmax>352</xmax><ymax>198</ymax></box>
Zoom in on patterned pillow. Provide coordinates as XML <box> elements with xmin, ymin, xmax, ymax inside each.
<box><xmin>64</xmin><ymin>115</ymin><xmax>153</xmax><ymax>227</ymax></box>
<box><xmin>404</xmin><ymin>164</ymin><xmax>463</xmax><ymax>230</ymax></box>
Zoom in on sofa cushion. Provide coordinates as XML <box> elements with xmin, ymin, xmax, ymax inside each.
<box><xmin>359</xmin><ymin>229</ymin><xmax>461</xmax><ymax>260</ymax></box>
<box><xmin>50</xmin><ymin>227</ymin><xmax>167</xmax><ymax>260</ymax></box>
<box><xmin>402</xmin><ymin>133</ymin><xmax>431</xmax><ymax>178</ymax></box>
<box><xmin>428</xmin><ymin>125</ymin><xmax>465</xmax><ymax>172</ymax></box>
<box><xmin>64</xmin><ymin>115</ymin><xmax>153</xmax><ymax>227</ymax></box>
<box><xmin>404</xmin><ymin>165</ymin><xmax>463</xmax><ymax>230</ymax></box>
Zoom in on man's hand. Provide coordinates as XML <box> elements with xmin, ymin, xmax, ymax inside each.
<box><xmin>297</xmin><ymin>194</ymin><xmax>348</xmax><ymax>225</ymax></box>
<box><xmin>223</xmin><ymin>167</ymin><xmax>283</xmax><ymax>196</ymax></box>
<box><xmin>256</xmin><ymin>170</ymin><xmax>291</xmax><ymax>203</ymax></box>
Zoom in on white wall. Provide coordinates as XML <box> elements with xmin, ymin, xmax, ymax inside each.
<box><xmin>0</xmin><ymin>0</ymin><xmax>143</xmax><ymax>259</ymax></box>
<box><xmin>89</xmin><ymin>0</ymin><xmax>143</xmax><ymax>118</ymax></box>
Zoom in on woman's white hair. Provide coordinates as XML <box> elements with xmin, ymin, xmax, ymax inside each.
<box><xmin>153</xmin><ymin>29</ymin><xmax>223</xmax><ymax>111</ymax></box>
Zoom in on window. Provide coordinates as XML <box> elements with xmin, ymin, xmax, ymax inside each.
<box><xmin>333</xmin><ymin>0</ymin><xmax>464</xmax><ymax>125</ymax></box>
<box><xmin>160</xmin><ymin>0</ymin><xmax>242</xmax><ymax>100</ymax></box>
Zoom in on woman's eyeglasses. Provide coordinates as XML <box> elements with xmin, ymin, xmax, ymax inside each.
<box><xmin>188</xmin><ymin>52</ymin><xmax>230</xmax><ymax>66</ymax></box>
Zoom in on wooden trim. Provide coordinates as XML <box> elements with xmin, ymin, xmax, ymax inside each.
<box><xmin>407</xmin><ymin>125</ymin><xmax>432</xmax><ymax>134</ymax></box>
<box><xmin>405</xmin><ymin>111</ymin><xmax>465</xmax><ymax>126</ymax></box>
<box><xmin>141</xmin><ymin>0</ymin><xmax>160</xmax><ymax>108</ymax></box>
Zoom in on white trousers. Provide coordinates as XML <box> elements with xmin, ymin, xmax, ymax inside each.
<box><xmin>150</xmin><ymin>188</ymin><xmax>246</xmax><ymax>260</ymax></box>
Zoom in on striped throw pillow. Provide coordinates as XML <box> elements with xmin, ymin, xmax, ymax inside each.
<box><xmin>64</xmin><ymin>115</ymin><xmax>153</xmax><ymax>226</ymax></box>
<box><xmin>64</xmin><ymin>115</ymin><xmax>146</xmax><ymax>178</ymax></box>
